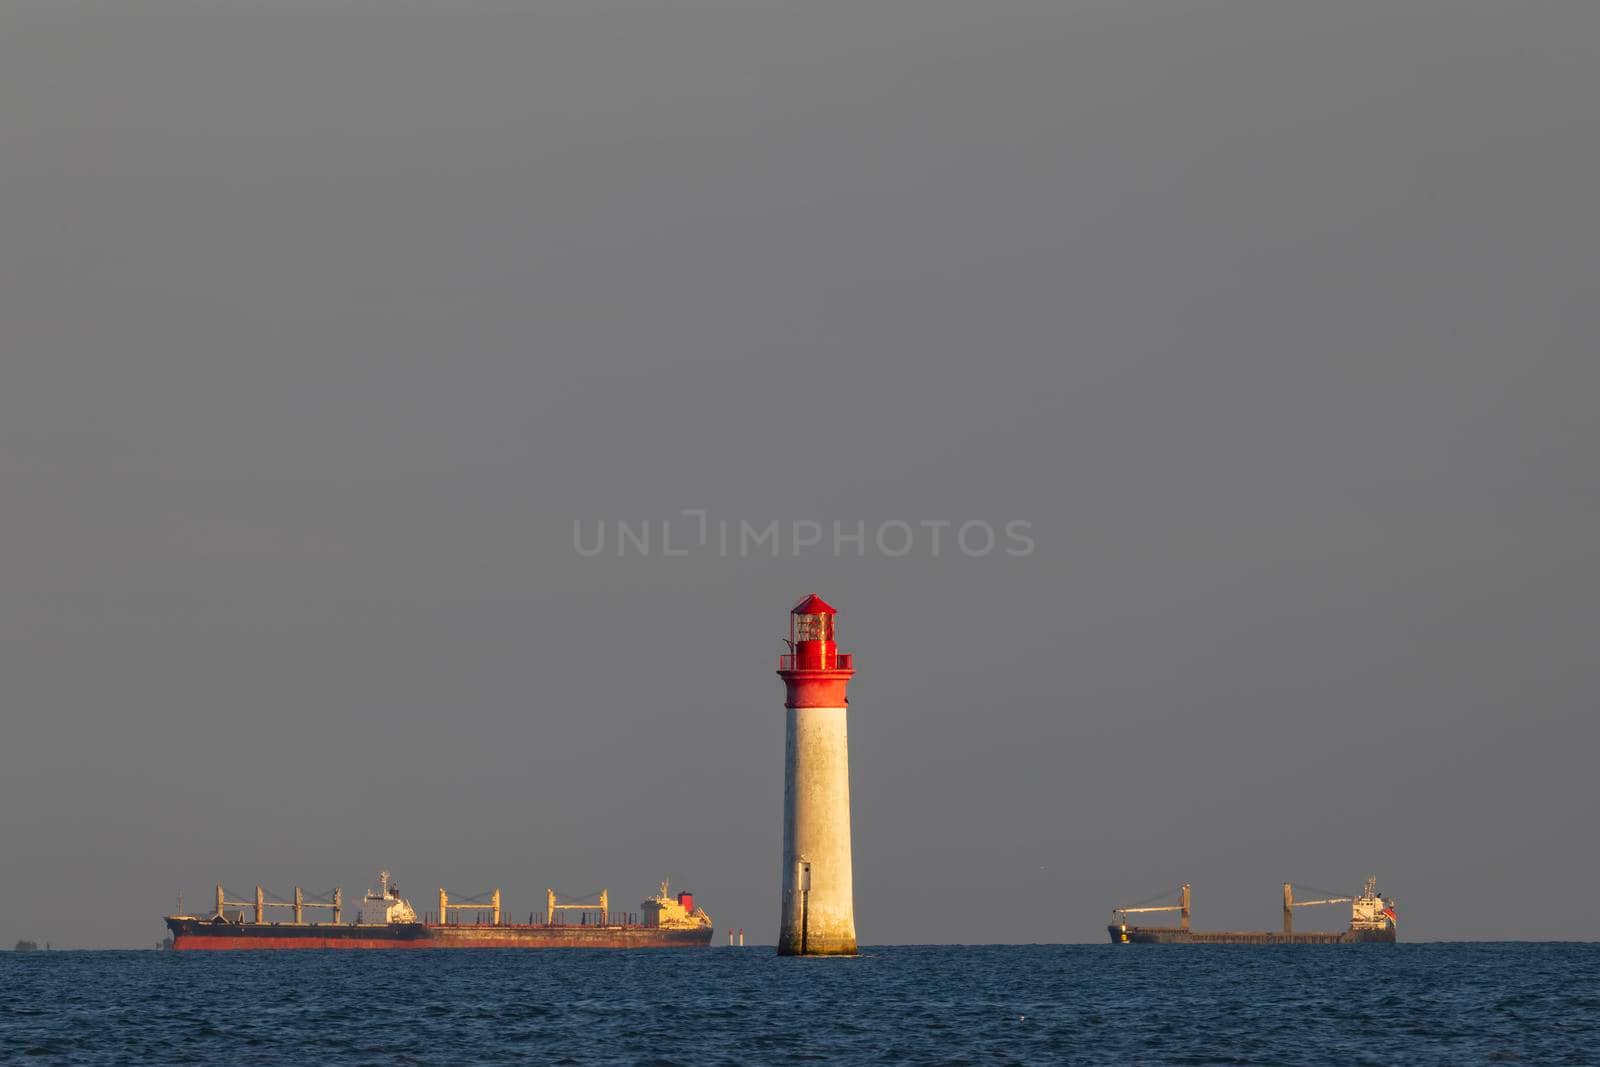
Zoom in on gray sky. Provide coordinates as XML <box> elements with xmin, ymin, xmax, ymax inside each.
<box><xmin>2</xmin><ymin>1</ymin><xmax>1596</xmax><ymax>947</ymax></box>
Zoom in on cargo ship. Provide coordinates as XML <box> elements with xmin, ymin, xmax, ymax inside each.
<box><xmin>165</xmin><ymin>872</ymin><xmax>715</xmax><ymax>950</ymax></box>
<box><xmin>1109</xmin><ymin>877</ymin><xmax>1397</xmax><ymax>944</ymax></box>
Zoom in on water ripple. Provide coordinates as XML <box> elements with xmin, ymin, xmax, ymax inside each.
<box><xmin>1</xmin><ymin>944</ymin><xmax>1596</xmax><ymax>1064</ymax></box>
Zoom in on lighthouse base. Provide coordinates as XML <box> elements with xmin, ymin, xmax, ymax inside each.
<box><xmin>777</xmin><ymin>929</ymin><xmax>857</xmax><ymax>956</ymax></box>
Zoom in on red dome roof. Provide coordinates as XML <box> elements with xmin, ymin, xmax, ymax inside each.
<box><xmin>791</xmin><ymin>593</ymin><xmax>838</xmax><ymax>616</ymax></box>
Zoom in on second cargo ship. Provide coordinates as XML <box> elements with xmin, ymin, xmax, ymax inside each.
<box><xmin>1109</xmin><ymin>877</ymin><xmax>1397</xmax><ymax>944</ymax></box>
<box><xmin>165</xmin><ymin>872</ymin><xmax>715</xmax><ymax>950</ymax></box>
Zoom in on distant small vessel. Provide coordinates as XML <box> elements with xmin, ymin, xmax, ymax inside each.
<box><xmin>165</xmin><ymin>871</ymin><xmax>715</xmax><ymax>950</ymax></box>
<box><xmin>1109</xmin><ymin>877</ymin><xmax>1397</xmax><ymax>944</ymax></box>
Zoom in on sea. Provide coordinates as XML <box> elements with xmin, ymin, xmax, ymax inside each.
<box><xmin>2</xmin><ymin>943</ymin><xmax>1596</xmax><ymax>1064</ymax></box>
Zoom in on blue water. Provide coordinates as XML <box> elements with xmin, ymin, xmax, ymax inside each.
<box><xmin>2</xmin><ymin>944</ymin><xmax>1596</xmax><ymax>1064</ymax></box>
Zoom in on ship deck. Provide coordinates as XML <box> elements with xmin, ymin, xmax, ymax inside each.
<box><xmin>1111</xmin><ymin>925</ymin><xmax>1394</xmax><ymax>945</ymax></box>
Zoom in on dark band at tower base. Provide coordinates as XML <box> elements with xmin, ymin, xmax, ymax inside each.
<box><xmin>776</xmin><ymin>930</ymin><xmax>858</xmax><ymax>956</ymax></box>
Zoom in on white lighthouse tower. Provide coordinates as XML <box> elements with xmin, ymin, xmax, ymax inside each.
<box><xmin>776</xmin><ymin>593</ymin><xmax>858</xmax><ymax>956</ymax></box>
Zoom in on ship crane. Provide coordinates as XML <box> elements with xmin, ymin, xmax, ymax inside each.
<box><xmin>1281</xmin><ymin>883</ymin><xmax>1356</xmax><ymax>934</ymax></box>
<box><xmin>437</xmin><ymin>887</ymin><xmax>502</xmax><ymax>926</ymax></box>
<box><xmin>214</xmin><ymin>884</ymin><xmax>342</xmax><ymax>925</ymax></box>
<box><xmin>1112</xmin><ymin>884</ymin><xmax>1191</xmax><ymax>931</ymax></box>
<box><xmin>546</xmin><ymin>888</ymin><xmax>610</xmax><ymax>925</ymax></box>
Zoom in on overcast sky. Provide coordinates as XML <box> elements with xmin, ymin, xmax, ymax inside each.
<box><xmin>2</xmin><ymin>1</ymin><xmax>1597</xmax><ymax>947</ymax></box>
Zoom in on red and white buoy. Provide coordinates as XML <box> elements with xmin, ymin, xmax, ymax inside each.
<box><xmin>776</xmin><ymin>594</ymin><xmax>858</xmax><ymax>956</ymax></box>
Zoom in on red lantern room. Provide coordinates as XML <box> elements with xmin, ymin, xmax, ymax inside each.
<box><xmin>789</xmin><ymin>593</ymin><xmax>838</xmax><ymax>669</ymax></box>
<box><xmin>778</xmin><ymin>593</ymin><xmax>855</xmax><ymax>708</ymax></box>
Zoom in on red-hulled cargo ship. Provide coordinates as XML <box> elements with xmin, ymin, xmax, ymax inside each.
<box><xmin>165</xmin><ymin>873</ymin><xmax>715</xmax><ymax>951</ymax></box>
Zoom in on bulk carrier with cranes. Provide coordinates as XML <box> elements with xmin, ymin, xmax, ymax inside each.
<box><xmin>1109</xmin><ymin>877</ymin><xmax>1398</xmax><ymax>944</ymax></box>
<box><xmin>164</xmin><ymin>872</ymin><xmax>715</xmax><ymax>950</ymax></box>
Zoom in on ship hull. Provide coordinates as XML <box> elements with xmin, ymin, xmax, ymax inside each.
<box><xmin>1109</xmin><ymin>925</ymin><xmax>1395</xmax><ymax>945</ymax></box>
<box><xmin>423</xmin><ymin>924</ymin><xmax>712</xmax><ymax>949</ymax></box>
<box><xmin>166</xmin><ymin>918</ymin><xmax>713</xmax><ymax>951</ymax></box>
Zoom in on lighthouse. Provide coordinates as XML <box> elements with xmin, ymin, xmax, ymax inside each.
<box><xmin>776</xmin><ymin>593</ymin><xmax>858</xmax><ymax>956</ymax></box>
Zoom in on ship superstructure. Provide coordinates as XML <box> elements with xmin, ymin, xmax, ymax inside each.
<box><xmin>1109</xmin><ymin>877</ymin><xmax>1397</xmax><ymax>944</ymax></box>
<box><xmin>359</xmin><ymin>871</ymin><xmax>416</xmax><ymax>924</ymax></box>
